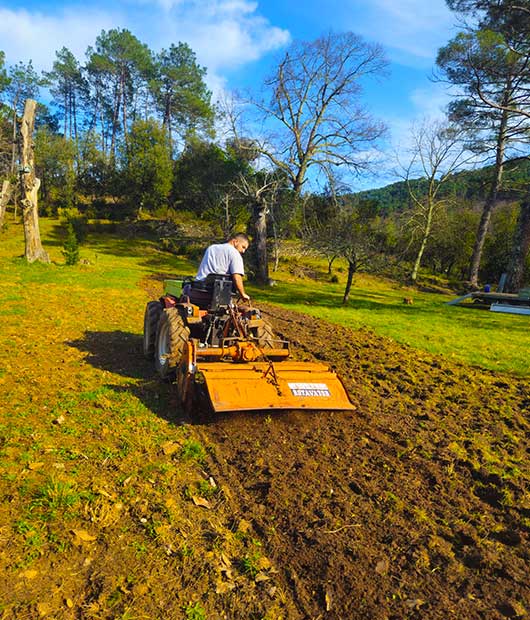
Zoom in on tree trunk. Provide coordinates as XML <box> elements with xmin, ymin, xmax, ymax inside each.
<box><xmin>252</xmin><ymin>200</ymin><xmax>269</xmax><ymax>285</ymax></box>
<box><xmin>468</xmin><ymin>107</ymin><xmax>508</xmax><ymax>288</ymax></box>
<box><xmin>222</xmin><ymin>194</ymin><xmax>231</xmax><ymax>239</ymax></box>
<box><xmin>11</xmin><ymin>97</ymin><xmax>19</xmax><ymax>174</ymax></box>
<box><xmin>342</xmin><ymin>258</ymin><xmax>356</xmax><ymax>304</ymax></box>
<box><xmin>122</xmin><ymin>72</ymin><xmax>129</xmax><ymax>154</ymax></box>
<box><xmin>411</xmin><ymin>198</ymin><xmax>435</xmax><ymax>282</ymax></box>
<box><xmin>0</xmin><ymin>179</ymin><xmax>12</xmax><ymax>228</ymax></box>
<box><xmin>18</xmin><ymin>99</ymin><xmax>50</xmax><ymax>264</ymax></box>
<box><xmin>505</xmin><ymin>197</ymin><xmax>530</xmax><ymax>292</ymax></box>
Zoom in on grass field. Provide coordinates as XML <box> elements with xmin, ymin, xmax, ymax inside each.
<box><xmin>257</xmin><ymin>258</ymin><xmax>529</xmax><ymax>377</ymax></box>
<box><xmin>3</xmin><ymin>217</ymin><xmax>529</xmax><ymax>377</ymax></box>
<box><xmin>0</xmin><ymin>216</ymin><xmax>528</xmax><ymax>618</ymax></box>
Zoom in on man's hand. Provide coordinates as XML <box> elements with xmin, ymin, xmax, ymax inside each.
<box><xmin>232</xmin><ymin>274</ymin><xmax>249</xmax><ymax>302</ymax></box>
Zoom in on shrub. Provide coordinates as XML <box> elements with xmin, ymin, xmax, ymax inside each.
<box><xmin>62</xmin><ymin>222</ymin><xmax>80</xmax><ymax>266</ymax></box>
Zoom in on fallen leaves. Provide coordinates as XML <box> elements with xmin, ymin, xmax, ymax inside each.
<box><xmin>71</xmin><ymin>529</ymin><xmax>97</xmax><ymax>545</ymax></box>
<box><xmin>191</xmin><ymin>496</ymin><xmax>211</xmax><ymax>509</ymax></box>
<box><xmin>375</xmin><ymin>558</ymin><xmax>390</xmax><ymax>576</ymax></box>
<box><xmin>27</xmin><ymin>462</ymin><xmax>45</xmax><ymax>471</ymax></box>
<box><xmin>19</xmin><ymin>569</ymin><xmax>38</xmax><ymax>580</ymax></box>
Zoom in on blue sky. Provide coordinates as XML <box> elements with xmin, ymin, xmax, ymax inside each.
<box><xmin>0</xmin><ymin>0</ymin><xmax>461</xmax><ymax>189</ymax></box>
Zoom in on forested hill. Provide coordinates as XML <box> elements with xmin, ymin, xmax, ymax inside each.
<box><xmin>353</xmin><ymin>157</ymin><xmax>530</xmax><ymax>212</ymax></box>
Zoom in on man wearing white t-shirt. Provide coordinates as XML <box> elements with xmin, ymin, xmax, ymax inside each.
<box><xmin>194</xmin><ymin>232</ymin><xmax>250</xmax><ymax>301</ymax></box>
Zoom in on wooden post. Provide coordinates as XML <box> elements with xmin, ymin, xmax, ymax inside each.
<box><xmin>18</xmin><ymin>99</ymin><xmax>50</xmax><ymax>263</ymax></box>
<box><xmin>0</xmin><ymin>179</ymin><xmax>12</xmax><ymax>229</ymax></box>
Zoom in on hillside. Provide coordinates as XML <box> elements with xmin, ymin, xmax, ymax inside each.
<box><xmin>354</xmin><ymin>158</ymin><xmax>530</xmax><ymax>212</ymax></box>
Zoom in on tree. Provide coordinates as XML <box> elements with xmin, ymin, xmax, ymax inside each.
<box><xmin>303</xmin><ymin>173</ymin><xmax>388</xmax><ymax>303</ymax></box>
<box><xmin>443</xmin><ymin>0</ymin><xmax>530</xmax><ymax>289</ymax></box>
<box><xmin>233</xmin><ymin>170</ymin><xmax>282</xmax><ymax>284</ymax></box>
<box><xmin>172</xmin><ymin>139</ymin><xmax>250</xmax><ymax>233</ymax></box>
<box><xmin>400</xmin><ymin>121</ymin><xmax>474</xmax><ymax>282</ymax></box>
<box><xmin>44</xmin><ymin>47</ymin><xmax>87</xmax><ymax>144</ymax></box>
<box><xmin>0</xmin><ymin>51</ymin><xmax>8</xmax><ymax>97</ymax></box>
<box><xmin>62</xmin><ymin>221</ymin><xmax>80</xmax><ymax>265</ymax></box>
<box><xmin>34</xmin><ymin>126</ymin><xmax>77</xmax><ymax>211</ymax></box>
<box><xmin>86</xmin><ymin>29</ymin><xmax>154</xmax><ymax>161</ymax></box>
<box><xmin>6</xmin><ymin>61</ymin><xmax>42</xmax><ymax>174</ymax></box>
<box><xmin>436</xmin><ymin>25</ymin><xmax>530</xmax><ymax>287</ymax></box>
<box><xmin>151</xmin><ymin>43</ymin><xmax>214</xmax><ymax>155</ymax></box>
<box><xmin>121</xmin><ymin>119</ymin><xmax>172</xmax><ymax>213</ymax></box>
<box><xmin>252</xmin><ymin>31</ymin><xmax>388</xmax><ymax>196</ymax></box>
<box><xmin>0</xmin><ymin>51</ymin><xmax>11</xmax><ymax>228</ymax></box>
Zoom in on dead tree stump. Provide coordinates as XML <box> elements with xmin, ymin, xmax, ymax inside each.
<box><xmin>19</xmin><ymin>99</ymin><xmax>50</xmax><ymax>263</ymax></box>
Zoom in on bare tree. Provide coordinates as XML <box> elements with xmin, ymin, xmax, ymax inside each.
<box><xmin>401</xmin><ymin>121</ymin><xmax>474</xmax><ymax>282</ymax></box>
<box><xmin>233</xmin><ymin>171</ymin><xmax>282</xmax><ymax>284</ymax></box>
<box><xmin>252</xmin><ymin>32</ymin><xmax>388</xmax><ymax>196</ymax></box>
<box><xmin>303</xmin><ymin>172</ymin><xmax>386</xmax><ymax>303</ymax></box>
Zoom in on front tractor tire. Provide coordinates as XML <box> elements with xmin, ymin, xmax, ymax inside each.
<box><xmin>154</xmin><ymin>308</ymin><xmax>190</xmax><ymax>381</ymax></box>
<box><xmin>253</xmin><ymin>319</ymin><xmax>276</xmax><ymax>348</ymax></box>
<box><xmin>143</xmin><ymin>301</ymin><xmax>162</xmax><ymax>359</ymax></box>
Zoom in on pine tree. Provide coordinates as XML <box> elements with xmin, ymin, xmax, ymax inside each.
<box><xmin>62</xmin><ymin>221</ymin><xmax>80</xmax><ymax>265</ymax></box>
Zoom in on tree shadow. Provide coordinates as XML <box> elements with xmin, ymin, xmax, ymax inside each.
<box><xmin>67</xmin><ymin>330</ymin><xmax>188</xmax><ymax>425</ymax></box>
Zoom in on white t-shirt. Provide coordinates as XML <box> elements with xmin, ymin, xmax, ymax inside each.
<box><xmin>196</xmin><ymin>243</ymin><xmax>245</xmax><ymax>281</ymax></box>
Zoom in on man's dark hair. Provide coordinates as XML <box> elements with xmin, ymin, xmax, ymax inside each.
<box><xmin>229</xmin><ymin>232</ymin><xmax>250</xmax><ymax>243</ymax></box>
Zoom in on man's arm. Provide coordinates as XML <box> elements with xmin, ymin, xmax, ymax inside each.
<box><xmin>232</xmin><ymin>273</ymin><xmax>250</xmax><ymax>301</ymax></box>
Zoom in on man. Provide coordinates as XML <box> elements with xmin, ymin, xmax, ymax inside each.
<box><xmin>191</xmin><ymin>232</ymin><xmax>250</xmax><ymax>302</ymax></box>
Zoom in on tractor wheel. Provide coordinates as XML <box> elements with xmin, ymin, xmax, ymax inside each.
<box><xmin>154</xmin><ymin>308</ymin><xmax>190</xmax><ymax>381</ymax></box>
<box><xmin>253</xmin><ymin>319</ymin><xmax>275</xmax><ymax>348</ymax></box>
<box><xmin>143</xmin><ymin>301</ymin><xmax>162</xmax><ymax>359</ymax></box>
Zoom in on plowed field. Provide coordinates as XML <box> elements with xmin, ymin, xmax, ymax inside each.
<box><xmin>198</xmin><ymin>304</ymin><xmax>530</xmax><ymax>620</ymax></box>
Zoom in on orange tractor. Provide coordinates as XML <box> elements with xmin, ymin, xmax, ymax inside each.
<box><xmin>143</xmin><ymin>276</ymin><xmax>354</xmax><ymax>414</ymax></box>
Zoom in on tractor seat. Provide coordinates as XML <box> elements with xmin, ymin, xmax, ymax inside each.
<box><xmin>186</xmin><ymin>275</ymin><xmax>234</xmax><ymax>310</ymax></box>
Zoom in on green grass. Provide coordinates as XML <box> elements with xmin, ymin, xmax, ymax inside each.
<box><xmin>251</xmin><ymin>263</ymin><xmax>530</xmax><ymax>376</ymax></box>
<box><xmin>1</xmin><ymin>216</ymin><xmax>528</xmax><ymax>376</ymax></box>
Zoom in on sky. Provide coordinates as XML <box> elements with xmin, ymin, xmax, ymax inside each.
<box><xmin>0</xmin><ymin>0</ymin><xmax>462</xmax><ymax>190</ymax></box>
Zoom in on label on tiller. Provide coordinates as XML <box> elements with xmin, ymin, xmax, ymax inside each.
<box><xmin>288</xmin><ymin>382</ymin><xmax>331</xmax><ymax>397</ymax></box>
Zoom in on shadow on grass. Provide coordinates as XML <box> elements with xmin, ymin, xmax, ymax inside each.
<box><xmin>68</xmin><ymin>330</ymin><xmax>186</xmax><ymax>425</ymax></box>
<box><xmin>47</xmin><ymin>222</ymin><xmax>197</xmax><ymax>276</ymax></box>
<box><xmin>67</xmin><ymin>329</ymin><xmax>301</xmax><ymax>427</ymax></box>
<box><xmin>257</xmin><ymin>285</ymin><xmax>442</xmax><ymax>315</ymax></box>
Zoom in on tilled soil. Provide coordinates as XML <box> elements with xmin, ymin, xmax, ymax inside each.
<box><xmin>199</xmin><ymin>304</ymin><xmax>530</xmax><ymax>620</ymax></box>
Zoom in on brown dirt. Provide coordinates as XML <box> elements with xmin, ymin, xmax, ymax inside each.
<box><xmin>197</xmin><ymin>303</ymin><xmax>530</xmax><ymax>620</ymax></box>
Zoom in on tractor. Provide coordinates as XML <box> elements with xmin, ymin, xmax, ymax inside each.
<box><xmin>143</xmin><ymin>275</ymin><xmax>354</xmax><ymax>414</ymax></box>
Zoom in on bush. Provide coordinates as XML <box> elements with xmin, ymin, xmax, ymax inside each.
<box><xmin>62</xmin><ymin>222</ymin><xmax>80</xmax><ymax>266</ymax></box>
<box><xmin>58</xmin><ymin>207</ymin><xmax>88</xmax><ymax>243</ymax></box>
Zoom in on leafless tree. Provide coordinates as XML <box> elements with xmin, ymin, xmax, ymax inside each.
<box><xmin>232</xmin><ymin>171</ymin><xmax>282</xmax><ymax>284</ymax></box>
<box><xmin>303</xmin><ymin>171</ymin><xmax>387</xmax><ymax>303</ymax></box>
<box><xmin>400</xmin><ymin>120</ymin><xmax>474</xmax><ymax>282</ymax></box>
<box><xmin>251</xmin><ymin>31</ymin><xmax>388</xmax><ymax>196</ymax></box>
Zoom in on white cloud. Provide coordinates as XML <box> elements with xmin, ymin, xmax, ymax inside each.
<box><xmin>409</xmin><ymin>83</ymin><xmax>453</xmax><ymax>118</ymax></box>
<box><xmin>0</xmin><ymin>1</ymin><xmax>289</xmax><ymax>105</ymax></box>
<box><xmin>0</xmin><ymin>7</ymin><xmax>116</xmax><ymax>70</ymax></box>
<box><xmin>348</xmin><ymin>0</ymin><xmax>457</xmax><ymax>65</ymax></box>
<box><xmin>151</xmin><ymin>0</ymin><xmax>290</xmax><ymax>72</ymax></box>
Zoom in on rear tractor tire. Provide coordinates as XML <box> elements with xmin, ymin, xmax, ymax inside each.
<box><xmin>154</xmin><ymin>308</ymin><xmax>190</xmax><ymax>381</ymax></box>
<box><xmin>143</xmin><ymin>301</ymin><xmax>162</xmax><ymax>359</ymax></box>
